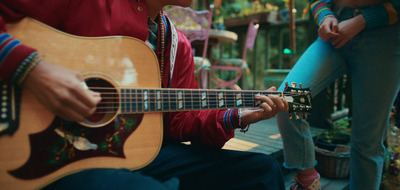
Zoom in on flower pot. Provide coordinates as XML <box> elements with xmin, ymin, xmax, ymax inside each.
<box><xmin>315</xmin><ymin>142</ymin><xmax>350</xmax><ymax>179</ymax></box>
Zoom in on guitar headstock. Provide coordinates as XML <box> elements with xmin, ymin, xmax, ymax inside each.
<box><xmin>283</xmin><ymin>82</ymin><xmax>312</xmax><ymax>119</ymax></box>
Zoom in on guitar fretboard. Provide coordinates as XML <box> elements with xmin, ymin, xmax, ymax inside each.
<box><xmin>117</xmin><ymin>88</ymin><xmax>292</xmax><ymax>113</ymax></box>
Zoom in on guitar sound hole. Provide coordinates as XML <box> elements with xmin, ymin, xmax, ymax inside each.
<box><xmin>82</xmin><ymin>77</ymin><xmax>119</xmax><ymax>128</ymax></box>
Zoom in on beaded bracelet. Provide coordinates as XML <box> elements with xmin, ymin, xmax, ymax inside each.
<box><xmin>17</xmin><ymin>54</ymin><xmax>41</xmax><ymax>86</ymax></box>
<box><xmin>11</xmin><ymin>52</ymin><xmax>41</xmax><ymax>86</ymax></box>
<box><xmin>238</xmin><ymin>108</ymin><xmax>250</xmax><ymax>133</ymax></box>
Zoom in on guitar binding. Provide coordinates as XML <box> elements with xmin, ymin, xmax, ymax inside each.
<box><xmin>0</xmin><ymin>80</ymin><xmax>22</xmax><ymax>137</ymax></box>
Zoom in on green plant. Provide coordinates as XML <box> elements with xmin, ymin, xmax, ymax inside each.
<box><xmin>317</xmin><ymin>117</ymin><xmax>351</xmax><ymax>145</ymax></box>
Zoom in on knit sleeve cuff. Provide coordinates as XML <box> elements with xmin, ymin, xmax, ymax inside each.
<box><xmin>311</xmin><ymin>0</ymin><xmax>335</xmax><ymax>25</ymax></box>
<box><xmin>218</xmin><ymin>109</ymin><xmax>240</xmax><ymax>131</ymax></box>
<box><xmin>0</xmin><ymin>33</ymin><xmax>37</xmax><ymax>83</ymax></box>
<box><xmin>360</xmin><ymin>3</ymin><xmax>398</xmax><ymax>29</ymax></box>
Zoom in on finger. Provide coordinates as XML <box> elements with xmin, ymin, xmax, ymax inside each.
<box><xmin>335</xmin><ymin>39</ymin><xmax>348</xmax><ymax>49</ymax></box>
<box><xmin>258</xmin><ymin>102</ymin><xmax>274</xmax><ymax>118</ymax></box>
<box><xmin>73</xmin><ymin>82</ymin><xmax>102</xmax><ymax>108</ymax></box>
<box><xmin>332</xmin><ymin>19</ymin><xmax>339</xmax><ymax>32</ymax></box>
<box><xmin>326</xmin><ymin>31</ymin><xmax>340</xmax><ymax>39</ymax></box>
<box><xmin>266</xmin><ymin>86</ymin><xmax>277</xmax><ymax>92</ymax></box>
<box><xmin>282</xmin><ymin>97</ymin><xmax>289</xmax><ymax>111</ymax></box>
<box><xmin>270</xmin><ymin>95</ymin><xmax>288</xmax><ymax>112</ymax></box>
<box><xmin>331</xmin><ymin>37</ymin><xmax>341</xmax><ymax>47</ymax></box>
<box><xmin>55</xmin><ymin>90</ymin><xmax>98</xmax><ymax>120</ymax></box>
<box><xmin>258</xmin><ymin>95</ymin><xmax>276</xmax><ymax>112</ymax></box>
<box><xmin>318</xmin><ymin>28</ymin><xmax>329</xmax><ymax>42</ymax></box>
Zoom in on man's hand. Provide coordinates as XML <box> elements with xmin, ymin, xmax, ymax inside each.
<box><xmin>23</xmin><ymin>61</ymin><xmax>102</xmax><ymax>122</ymax></box>
<box><xmin>240</xmin><ymin>86</ymin><xmax>288</xmax><ymax>127</ymax></box>
<box><xmin>331</xmin><ymin>14</ymin><xmax>366</xmax><ymax>48</ymax></box>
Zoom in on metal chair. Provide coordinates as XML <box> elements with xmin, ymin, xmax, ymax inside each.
<box><xmin>165</xmin><ymin>5</ymin><xmax>214</xmax><ymax>89</ymax></box>
<box><xmin>209</xmin><ymin>19</ymin><xmax>259</xmax><ymax>90</ymax></box>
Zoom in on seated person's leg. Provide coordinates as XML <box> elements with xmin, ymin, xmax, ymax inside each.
<box><xmin>139</xmin><ymin>142</ymin><xmax>285</xmax><ymax>190</ymax></box>
<box><xmin>42</xmin><ymin>168</ymin><xmax>178</xmax><ymax>190</ymax></box>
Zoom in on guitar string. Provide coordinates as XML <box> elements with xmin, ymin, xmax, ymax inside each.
<box><xmin>94</xmin><ymin>94</ymin><xmax>306</xmax><ymax>102</ymax></box>
<box><xmin>85</xmin><ymin>91</ymin><xmax>302</xmax><ymax>96</ymax></box>
<box><xmin>91</xmin><ymin>99</ymin><xmax>310</xmax><ymax>114</ymax></box>
<box><xmin>87</xmin><ymin>87</ymin><xmax>306</xmax><ymax>94</ymax></box>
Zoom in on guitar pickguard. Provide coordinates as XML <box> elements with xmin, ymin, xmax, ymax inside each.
<box><xmin>9</xmin><ymin>114</ymin><xmax>143</xmax><ymax>179</ymax></box>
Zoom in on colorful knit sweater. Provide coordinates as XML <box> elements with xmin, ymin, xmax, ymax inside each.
<box><xmin>311</xmin><ymin>0</ymin><xmax>399</xmax><ymax>29</ymax></box>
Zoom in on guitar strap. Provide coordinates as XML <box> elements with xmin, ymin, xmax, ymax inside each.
<box><xmin>165</xmin><ymin>17</ymin><xmax>178</xmax><ymax>88</ymax></box>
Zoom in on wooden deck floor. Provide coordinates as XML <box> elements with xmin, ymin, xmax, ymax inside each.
<box><xmin>222</xmin><ymin>117</ymin><xmax>349</xmax><ymax>190</ymax></box>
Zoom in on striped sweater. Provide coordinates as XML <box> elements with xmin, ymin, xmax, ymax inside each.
<box><xmin>311</xmin><ymin>0</ymin><xmax>399</xmax><ymax>29</ymax></box>
<box><xmin>0</xmin><ymin>31</ymin><xmax>36</xmax><ymax>84</ymax></box>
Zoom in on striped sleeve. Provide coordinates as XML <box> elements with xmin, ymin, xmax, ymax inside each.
<box><xmin>219</xmin><ymin>108</ymin><xmax>240</xmax><ymax>131</ymax></box>
<box><xmin>0</xmin><ymin>32</ymin><xmax>37</xmax><ymax>84</ymax></box>
<box><xmin>311</xmin><ymin>0</ymin><xmax>335</xmax><ymax>25</ymax></box>
<box><xmin>360</xmin><ymin>0</ymin><xmax>399</xmax><ymax>29</ymax></box>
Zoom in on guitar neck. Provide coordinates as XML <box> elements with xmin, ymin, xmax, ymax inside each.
<box><xmin>110</xmin><ymin>88</ymin><xmax>294</xmax><ymax>113</ymax></box>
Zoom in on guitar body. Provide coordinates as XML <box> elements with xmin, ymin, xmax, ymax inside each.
<box><xmin>0</xmin><ymin>18</ymin><xmax>163</xmax><ymax>189</ymax></box>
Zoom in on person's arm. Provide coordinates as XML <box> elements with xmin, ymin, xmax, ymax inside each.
<box><xmin>0</xmin><ymin>13</ymin><xmax>37</xmax><ymax>84</ymax></box>
<box><xmin>0</xmin><ymin>1</ymin><xmax>101</xmax><ymax>122</ymax></box>
<box><xmin>330</xmin><ymin>0</ymin><xmax>400</xmax><ymax>48</ymax></box>
<box><xmin>360</xmin><ymin>0</ymin><xmax>400</xmax><ymax>30</ymax></box>
<box><xmin>310</xmin><ymin>0</ymin><xmax>335</xmax><ymax>25</ymax></box>
<box><xmin>311</xmin><ymin>0</ymin><xmax>340</xmax><ymax>41</ymax></box>
<box><xmin>166</xmin><ymin>32</ymin><xmax>287</xmax><ymax>148</ymax></box>
<box><xmin>166</xmin><ymin>33</ymin><xmax>235</xmax><ymax>148</ymax></box>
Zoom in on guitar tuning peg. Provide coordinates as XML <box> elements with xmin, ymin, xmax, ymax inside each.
<box><xmin>289</xmin><ymin>113</ymin><xmax>293</xmax><ymax>120</ymax></box>
<box><xmin>291</xmin><ymin>82</ymin><xmax>297</xmax><ymax>88</ymax></box>
<box><xmin>295</xmin><ymin>113</ymin><xmax>300</xmax><ymax>120</ymax></box>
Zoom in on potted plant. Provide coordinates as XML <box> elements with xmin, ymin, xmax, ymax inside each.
<box><xmin>382</xmin><ymin>103</ymin><xmax>400</xmax><ymax>190</ymax></box>
<box><xmin>315</xmin><ymin>118</ymin><xmax>351</xmax><ymax>151</ymax></box>
<box><xmin>314</xmin><ymin>117</ymin><xmax>351</xmax><ymax>179</ymax></box>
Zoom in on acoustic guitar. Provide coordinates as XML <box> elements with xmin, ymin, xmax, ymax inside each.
<box><xmin>0</xmin><ymin>18</ymin><xmax>312</xmax><ymax>189</ymax></box>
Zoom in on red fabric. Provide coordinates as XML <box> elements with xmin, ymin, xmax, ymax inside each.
<box><xmin>0</xmin><ymin>0</ymin><xmax>236</xmax><ymax>148</ymax></box>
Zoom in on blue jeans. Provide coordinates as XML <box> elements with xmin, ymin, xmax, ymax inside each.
<box><xmin>277</xmin><ymin>5</ymin><xmax>400</xmax><ymax>190</ymax></box>
<box><xmin>43</xmin><ymin>142</ymin><xmax>285</xmax><ymax>190</ymax></box>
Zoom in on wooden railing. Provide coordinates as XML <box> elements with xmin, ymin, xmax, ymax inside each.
<box><xmin>223</xmin><ymin>12</ymin><xmax>311</xmax><ymax>90</ymax></box>
<box><xmin>222</xmin><ymin>12</ymin><xmax>350</xmax><ymax>127</ymax></box>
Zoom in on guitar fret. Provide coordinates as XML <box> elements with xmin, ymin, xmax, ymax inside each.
<box><xmin>169</xmin><ymin>89</ymin><xmax>177</xmax><ymax>111</ymax></box>
<box><xmin>177</xmin><ymin>90</ymin><xmax>184</xmax><ymax>110</ymax></box>
<box><xmin>143</xmin><ymin>90</ymin><xmax>149</xmax><ymax>112</ymax></box>
<box><xmin>121</xmin><ymin>89</ymin><xmax>126</xmax><ymax>113</ymax></box>
<box><xmin>243</xmin><ymin>91</ymin><xmax>254</xmax><ymax>107</ymax></box>
<box><xmin>207</xmin><ymin>90</ymin><xmax>217</xmax><ymax>109</ymax></box>
<box><xmin>235</xmin><ymin>92</ymin><xmax>243</xmax><ymax>108</ymax></box>
<box><xmin>184</xmin><ymin>89</ymin><xmax>193</xmax><ymax>110</ymax></box>
<box><xmin>217</xmin><ymin>91</ymin><xmax>225</xmax><ymax>108</ymax></box>
<box><xmin>136</xmin><ymin>89</ymin><xmax>143</xmax><ymax>112</ymax></box>
<box><xmin>162</xmin><ymin>89</ymin><xmax>170</xmax><ymax>111</ymax></box>
<box><xmin>130</xmin><ymin>89</ymin><xmax>137</xmax><ymax>113</ymax></box>
<box><xmin>156</xmin><ymin>90</ymin><xmax>162</xmax><ymax>111</ymax></box>
<box><xmin>148</xmin><ymin>89</ymin><xmax>156</xmax><ymax>112</ymax></box>
<box><xmin>127</xmin><ymin>89</ymin><xmax>132</xmax><ymax>113</ymax></box>
<box><xmin>225</xmin><ymin>91</ymin><xmax>235</xmax><ymax>108</ymax></box>
<box><xmin>191</xmin><ymin>89</ymin><xmax>200</xmax><ymax>110</ymax></box>
<box><xmin>201</xmin><ymin>91</ymin><xmax>208</xmax><ymax>109</ymax></box>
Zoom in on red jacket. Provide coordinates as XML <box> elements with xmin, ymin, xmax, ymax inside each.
<box><xmin>0</xmin><ymin>0</ymin><xmax>239</xmax><ymax>148</ymax></box>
